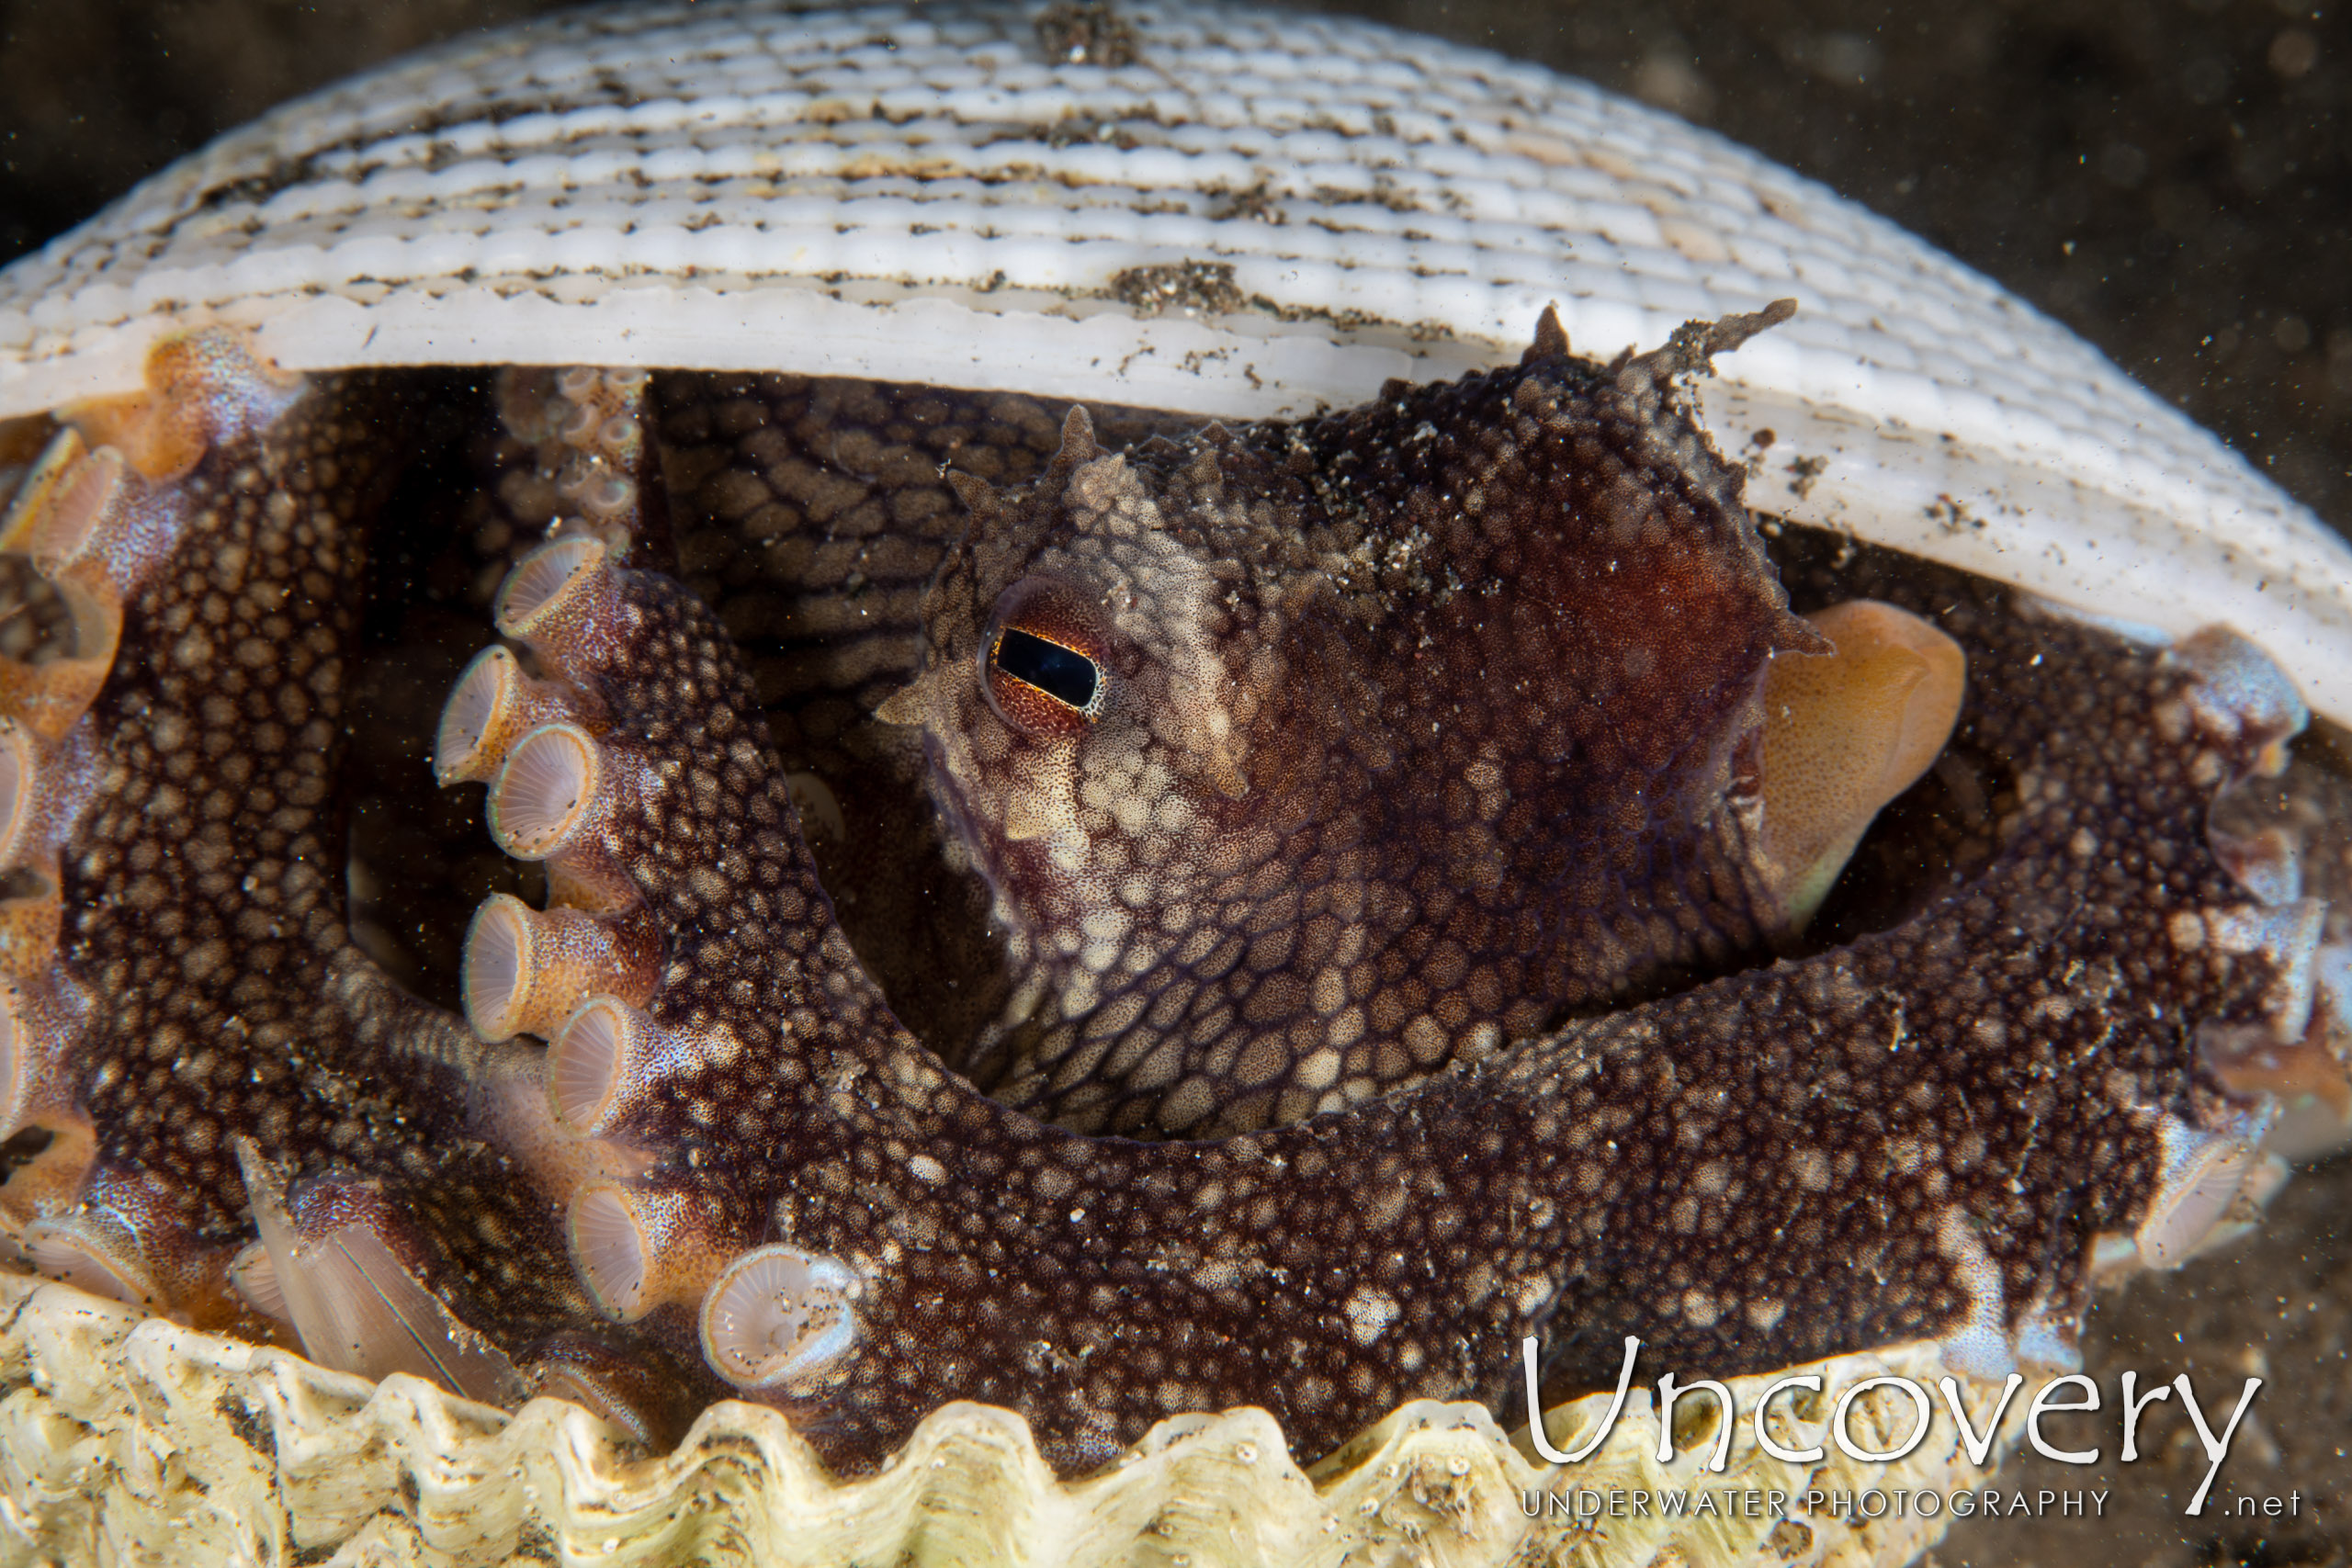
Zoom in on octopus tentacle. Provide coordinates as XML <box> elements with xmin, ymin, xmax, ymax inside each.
<box><xmin>0</xmin><ymin>333</ymin><xmax>355</xmax><ymax>1310</ymax></box>
<box><xmin>435</xmin><ymin>645</ymin><xmax>591</xmax><ymax>788</ymax></box>
<box><xmin>492</xmin><ymin>367</ymin><xmax>665</xmax><ymax>564</ymax></box>
<box><xmin>0</xmin><ymin>335</ymin><xmax>609</xmax><ymax>1405</ymax></box>
<box><xmin>460</xmin><ymin>894</ymin><xmax>662</xmax><ymax>1045</ymax></box>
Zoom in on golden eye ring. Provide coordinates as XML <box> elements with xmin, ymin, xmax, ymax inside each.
<box><xmin>981</xmin><ymin>580</ymin><xmax>1112</xmax><ymax>735</ymax></box>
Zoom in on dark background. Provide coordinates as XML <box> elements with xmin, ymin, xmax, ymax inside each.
<box><xmin>0</xmin><ymin>3</ymin><xmax>2343</xmax><ymax>1564</ymax></box>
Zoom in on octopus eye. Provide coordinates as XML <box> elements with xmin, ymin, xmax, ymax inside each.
<box><xmin>982</xmin><ymin>579</ymin><xmax>1110</xmax><ymax>733</ymax></box>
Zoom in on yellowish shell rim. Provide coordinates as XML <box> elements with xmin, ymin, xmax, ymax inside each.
<box><xmin>0</xmin><ymin>1270</ymin><xmax>2018</xmax><ymax>1567</ymax></box>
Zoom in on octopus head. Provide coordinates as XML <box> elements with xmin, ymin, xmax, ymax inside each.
<box><xmin>882</xmin><ymin>402</ymin><xmax>1261</xmax><ymax>937</ymax></box>
<box><xmin>885</xmin><ymin>308</ymin><xmax>1968</xmax><ymax>1137</ymax></box>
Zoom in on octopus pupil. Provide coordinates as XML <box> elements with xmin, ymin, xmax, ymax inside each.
<box><xmin>994</xmin><ymin>627</ymin><xmax>1099</xmax><ymax>712</ymax></box>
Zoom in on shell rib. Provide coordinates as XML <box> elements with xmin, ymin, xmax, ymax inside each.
<box><xmin>0</xmin><ymin>0</ymin><xmax>2345</xmax><ymax>721</ymax></box>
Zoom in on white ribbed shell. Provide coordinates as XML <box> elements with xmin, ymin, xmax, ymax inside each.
<box><xmin>2</xmin><ymin>0</ymin><xmax>2347</xmax><ymax>721</ymax></box>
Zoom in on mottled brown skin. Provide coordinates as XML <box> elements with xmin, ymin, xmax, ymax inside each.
<box><xmin>897</xmin><ymin>312</ymin><xmax>1829</xmax><ymax>1138</ymax></box>
<box><xmin>0</xmin><ymin>324</ymin><xmax>2321</xmax><ymax>1480</ymax></box>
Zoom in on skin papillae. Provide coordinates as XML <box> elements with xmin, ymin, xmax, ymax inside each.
<box><xmin>0</xmin><ymin>319</ymin><xmax>2310</xmax><ymax>1478</ymax></box>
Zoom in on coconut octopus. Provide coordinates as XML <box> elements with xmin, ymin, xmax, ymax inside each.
<box><xmin>0</xmin><ymin>271</ymin><xmax>2342</xmax><ymax>1481</ymax></box>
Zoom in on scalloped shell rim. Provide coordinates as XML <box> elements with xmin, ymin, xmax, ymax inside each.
<box><xmin>0</xmin><ymin>1271</ymin><xmax>2025</xmax><ymax>1568</ymax></box>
